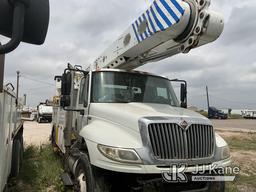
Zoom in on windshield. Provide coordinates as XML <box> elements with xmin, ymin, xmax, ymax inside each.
<box><xmin>91</xmin><ymin>71</ymin><xmax>179</xmax><ymax>106</ymax></box>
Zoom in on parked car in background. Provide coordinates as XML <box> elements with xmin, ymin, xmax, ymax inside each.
<box><xmin>208</xmin><ymin>107</ymin><xmax>228</xmax><ymax>119</ymax></box>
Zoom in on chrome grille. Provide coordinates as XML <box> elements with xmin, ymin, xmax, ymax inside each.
<box><xmin>148</xmin><ymin>123</ymin><xmax>214</xmax><ymax>159</ymax></box>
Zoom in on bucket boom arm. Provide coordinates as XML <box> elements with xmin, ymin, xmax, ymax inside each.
<box><xmin>93</xmin><ymin>0</ymin><xmax>224</xmax><ymax>70</ymax></box>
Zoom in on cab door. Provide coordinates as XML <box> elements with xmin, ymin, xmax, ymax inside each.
<box><xmin>76</xmin><ymin>73</ymin><xmax>90</xmax><ymax>133</ymax></box>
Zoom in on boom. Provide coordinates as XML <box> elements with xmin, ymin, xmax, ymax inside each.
<box><xmin>93</xmin><ymin>0</ymin><xmax>224</xmax><ymax>70</ymax></box>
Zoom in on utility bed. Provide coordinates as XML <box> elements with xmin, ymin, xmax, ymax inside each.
<box><xmin>0</xmin><ymin>87</ymin><xmax>23</xmax><ymax>191</ymax></box>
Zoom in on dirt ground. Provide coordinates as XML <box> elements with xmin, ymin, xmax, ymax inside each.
<box><xmin>217</xmin><ymin>131</ymin><xmax>256</xmax><ymax>164</ymax></box>
<box><xmin>212</xmin><ymin>119</ymin><xmax>256</xmax><ymax>132</ymax></box>
<box><xmin>217</xmin><ymin>130</ymin><xmax>256</xmax><ymax>192</ymax></box>
<box><xmin>23</xmin><ymin>121</ymin><xmax>52</xmax><ymax>146</ymax></box>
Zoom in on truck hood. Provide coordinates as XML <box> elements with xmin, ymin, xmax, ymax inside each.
<box><xmin>89</xmin><ymin>103</ymin><xmax>211</xmax><ymax>133</ymax></box>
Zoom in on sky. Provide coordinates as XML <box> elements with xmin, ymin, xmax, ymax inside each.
<box><xmin>1</xmin><ymin>0</ymin><xmax>256</xmax><ymax>110</ymax></box>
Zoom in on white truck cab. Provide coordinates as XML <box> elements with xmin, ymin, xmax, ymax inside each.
<box><xmin>52</xmin><ymin>68</ymin><xmax>231</xmax><ymax>191</ymax></box>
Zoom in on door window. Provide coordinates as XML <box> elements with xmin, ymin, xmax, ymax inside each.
<box><xmin>79</xmin><ymin>75</ymin><xmax>89</xmax><ymax>107</ymax></box>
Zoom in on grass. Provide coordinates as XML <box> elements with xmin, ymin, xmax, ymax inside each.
<box><xmin>9</xmin><ymin>144</ymin><xmax>64</xmax><ymax>192</ymax></box>
<box><xmin>226</xmin><ymin>175</ymin><xmax>256</xmax><ymax>192</ymax></box>
<box><xmin>229</xmin><ymin>114</ymin><xmax>243</xmax><ymax>119</ymax></box>
<box><xmin>223</xmin><ymin>133</ymin><xmax>256</xmax><ymax>191</ymax></box>
<box><xmin>226</xmin><ymin>133</ymin><xmax>256</xmax><ymax>151</ymax></box>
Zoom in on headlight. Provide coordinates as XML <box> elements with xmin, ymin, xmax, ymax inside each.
<box><xmin>97</xmin><ymin>144</ymin><xmax>142</xmax><ymax>164</ymax></box>
<box><xmin>220</xmin><ymin>146</ymin><xmax>230</xmax><ymax>160</ymax></box>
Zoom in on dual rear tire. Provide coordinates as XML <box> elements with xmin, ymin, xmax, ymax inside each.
<box><xmin>10</xmin><ymin>136</ymin><xmax>24</xmax><ymax>178</ymax></box>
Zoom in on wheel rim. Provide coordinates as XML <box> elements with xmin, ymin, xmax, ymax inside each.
<box><xmin>78</xmin><ymin>172</ymin><xmax>87</xmax><ymax>192</ymax></box>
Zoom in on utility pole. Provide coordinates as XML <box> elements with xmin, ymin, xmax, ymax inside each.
<box><xmin>0</xmin><ymin>54</ymin><xmax>4</xmax><ymax>93</ymax></box>
<box><xmin>23</xmin><ymin>94</ymin><xmax>27</xmax><ymax>106</ymax></box>
<box><xmin>16</xmin><ymin>71</ymin><xmax>20</xmax><ymax>104</ymax></box>
<box><xmin>206</xmin><ymin>86</ymin><xmax>210</xmax><ymax>110</ymax></box>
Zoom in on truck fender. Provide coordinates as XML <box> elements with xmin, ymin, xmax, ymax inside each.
<box><xmin>79</xmin><ymin>119</ymin><xmax>142</xmax><ymax>149</ymax></box>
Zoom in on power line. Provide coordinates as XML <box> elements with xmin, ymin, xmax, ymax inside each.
<box><xmin>21</xmin><ymin>85</ymin><xmax>54</xmax><ymax>91</ymax></box>
<box><xmin>21</xmin><ymin>74</ymin><xmax>54</xmax><ymax>86</ymax></box>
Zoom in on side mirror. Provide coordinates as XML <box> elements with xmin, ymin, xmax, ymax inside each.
<box><xmin>60</xmin><ymin>72</ymin><xmax>72</xmax><ymax>107</ymax></box>
<box><xmin>170</xmin><ymin>79</ymin><xmax>188</xmax><ymax>109</ymax></box>
<box><xmin>180</xmin><ymin>83</ymin><xmax>187</xmax><ymax>108</ymax></box>
<box><xmin>0</xmin><ymin>0</ymin><xmax>50</xmax><ymax>54</ymax></box>
<box><xmin>61</xmin><ymin>72</ymin><xmax>71</xmax><ymax>96</ymax></box>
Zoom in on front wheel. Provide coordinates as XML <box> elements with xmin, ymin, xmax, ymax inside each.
<box><xmin>74</xmin><ymin>154</ymin><xmax>110</xmax><ymax>192</ymax></box>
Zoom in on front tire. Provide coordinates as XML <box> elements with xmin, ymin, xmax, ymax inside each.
<box><xmin>74</xmin><ymin>154</ymin><xmax>110</xmax><ymax>192</ymax></box>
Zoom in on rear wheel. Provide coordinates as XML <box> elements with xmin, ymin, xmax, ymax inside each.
<box><xmin>20</xmin><ymin>136</ymin><xmax>24</xmax><ymax>166</ymax></box>
<box><xmin>10</xmin><ymin>139</ymin><xmax>22</xmax><ymax>177</ymax></box>
<box><xmin>51</xmin><ymin>126</ymin><xmax>59</xmax><ymax>154</ymax></box>
<box><xmin>51</xmin><ymin>127</ymin><xmax>56</xmax><ymax>146</ymax></box>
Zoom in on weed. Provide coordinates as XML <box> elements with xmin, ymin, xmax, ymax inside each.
<box><xmin>10</xmin><ymin>144</ymin><xmax>64</xmax><ymax>192</ymax></box>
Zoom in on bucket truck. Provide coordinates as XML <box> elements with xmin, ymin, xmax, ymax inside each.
<box><xmin>52</xmin><ymin>0</ymin><xmax>230</xmax><ymax>191</ymax></box>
